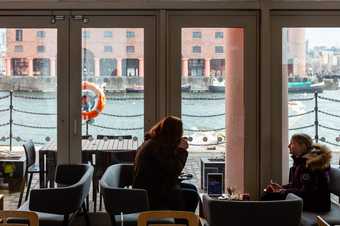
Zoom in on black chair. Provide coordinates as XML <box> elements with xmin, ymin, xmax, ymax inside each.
<box><xmin>93</xmin><ymin>135</ymin><xmax>133</xmax><ymax>212</ymax></box>
<box><xmin>100</xmin><ymin>163</ymin><xmax>149</xmax><ymax>226</ymax></box>
<box><xmin>18</xmin><ymin>141</ymin><xmax>41</xmax><ymax>208</ymax></box>
<box><xmin>202</xmin><ymin>193</ymin><xmax>302</xmax><ymax>226</ymax></box>
<box><xmin>18</xmin><ymin>164</ymin><xmax>94</xmax><ymax>226</ymax></box>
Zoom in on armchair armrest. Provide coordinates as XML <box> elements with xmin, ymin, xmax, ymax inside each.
<box><xmin>29</xmin><ymin>186</ymin><xmax>83</xmax><ymax>214</ymax></box>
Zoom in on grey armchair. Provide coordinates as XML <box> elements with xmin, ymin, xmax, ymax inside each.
<box><xmin>18</xmin><ymin>164</ymin><xmax>94</xmax><ymax>226</ymax></box>
<box><xmin>100</xmin><ymin>163</ymin><xmax>149</xmax><ymax>226</ymax></box>
<box><xmin>202</xmin><ymin>193</ymin><xmax>303</xmax><ymax>226</ymax></box>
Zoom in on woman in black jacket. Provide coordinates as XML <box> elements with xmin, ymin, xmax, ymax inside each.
<box><xmin>133</xmin><ymin>116</ymin><xmax>199</xmax><ymax>211</ymax></box>
<box><xmin>264</xmin><ymin>133</ymin><xmax>332</xmax><ymax>212</ymax></box>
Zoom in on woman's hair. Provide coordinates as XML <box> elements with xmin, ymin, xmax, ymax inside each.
<box><xmin>291</xmin><ymin>133</ymin><xmax>313</xmax><ymax>152</ymax></box>
<box><xmin>147</xmin><ymin>116</ymin><xmax>183</xmax><ymax>143</ymax></box>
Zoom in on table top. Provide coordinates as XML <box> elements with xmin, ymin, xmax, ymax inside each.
<box><xmin>39</xmin><ymin>138</ymin><xmax>139</xmax><ymax>152</ymax></box>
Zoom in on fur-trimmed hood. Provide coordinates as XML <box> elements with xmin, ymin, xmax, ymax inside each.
<box><xmin>302</xmin><ymin>144</ymin><xmax>332</xmax><ymax>170</ymax></box>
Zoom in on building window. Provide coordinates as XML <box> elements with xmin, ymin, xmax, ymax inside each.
<box><xmin>126</xmin><ymin>31</ymin><xmax>135</xmax><ymax>38</ymax></box>
<box><xmin>15</xmin><ymin>30</ymin><xmax>23</xmax><ymax>41</ymax></box>
<box><xmin>37</xmin><ymin>31</ymin><xmax>46</xmax><ymax>38</ymax></box>
<box><xmin>104</xmin><ymin>45</ymin><xmax>113</xmax><ymax>53</ymax></box>
<box><xmin>126</xmin><ymin>46</ymin><xmax>135</xmax><ymax>53</ymax></box>
<box><xmin>192</xmin><ymin>32</ymin><xmax>202</xmax><ymax>39</ymax></box>
<box><xmin>33</xmin><ymin>58</ymin><xmax>50</xmax><ymax>76</ymax></box>
<box><xmin>215</xmin><ymin>32</ymin><xmax>224</xmax><ymax>39</ymax></box>
<box><xmin>11</xmin><ymin>58</ymin><xmax>29</xmax><ymax>76</ymax></box>
<box><xmin>192</xmin><ymin>46</ymin><xmax>201</xmax><ymax>54</ymax></box>
<box><xmin>37</xmin><ymin>45</ymin><xmax>45</xmax><ymax>53</ymax></box>
<box><xmin>14</xmin><ymin>45</ymin><xmax>23</xmax><ymax>52</ymax></box>
<box><xmin>188</xmin><ymin>59</ymin><xmax>205</xmax><ymax>76</ymax></box>
<box><xmin>104</xmin><ymin>31</ymin><xmax>113</xmax><ymax>38</ymax></box>
<box><xmin>100</xmin><ymin>58</ymin><xmax>117</xmax><ymax>76</ymax></box>
<box><xmin>210</xmin><ymin>59</ymin><xmax>225</xmax><ymax>77</ymax></box>
<box><xmin>122</xmin><ymin>59</ymin><xmax>139</xmax><ymax>77</ymax></box>
<box><xmin>83</xmin><ymin>31</ymin><xmax>91</xmax><ymax>39</ymax></box>
<box><xmin>215</xmin><ymin>46</ymin><xmax>224</xmax><ymax>54</ymax></box>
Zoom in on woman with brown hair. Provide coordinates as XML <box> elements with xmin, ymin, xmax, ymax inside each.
<box><xmin>133</xmin><ymin>116</ymin><xmax>198</xmax><ymax>211</ymax></box>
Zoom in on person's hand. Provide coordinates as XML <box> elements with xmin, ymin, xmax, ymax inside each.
<box><xmin>270</xmin><ymin>180</ymin><xmax>282</xmax><ymax>190</ymax></box>
<box><xmin>177</xmin><ymin>137</ymin><xmax>189</xmax><ymax>150</ymax></box>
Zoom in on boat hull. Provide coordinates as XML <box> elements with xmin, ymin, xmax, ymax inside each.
<box><xmin>208</xmin><ymin>85</ymin><xmax>225</xmax><ymax>93</ymax></box>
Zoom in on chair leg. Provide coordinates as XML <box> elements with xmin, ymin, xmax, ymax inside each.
<box><xmin>17</xmin><ymin>174</ymin><xmax>27</xmax><ymax>208</ymax></box>
<box><xmin>82</xmin><ymin>202</ymin><xmax>90</xmax><ymax>226</ymax></box>
<box><xmin>25</xmin><ymin>173</ymin><xmax>33</xmax><ymax>201</ymax></box>
<box><xmin>99</xmin><ymin>193</ymin><xmax>103</xmax><ymax>211</ymax></box>
<box><xmin>63</xmin><ymin>214</ymin><xmax>69</xmax><ymax>226</ymax></box>
<box><xmin>92</xmin><ymin>180</ymin><xmax>97</xmax><ymax>212</ymax></box>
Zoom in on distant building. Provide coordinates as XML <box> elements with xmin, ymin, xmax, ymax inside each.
<box><xmin>3</xmin><ymin>28</ymin><xmax>229</xmax><ymax>78</ymax></box>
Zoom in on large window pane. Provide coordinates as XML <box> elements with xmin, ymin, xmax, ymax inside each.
<box><xmin>81</xmin><ymin>28</ymin><xmax>144</xmax><ymax>143</ymax></box>
<box><xmin>283</xmin><ymin>28</ymin><xmax>340</xmax><ymax>166</ymax></box>
<box><xmin>0</xmin><ymin>28</ymin><xmax>57</xmax><ymax>149</ymax></box>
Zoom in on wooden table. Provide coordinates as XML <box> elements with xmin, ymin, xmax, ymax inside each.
<box><xmin>39</xmin><ymin>138</ymin><xmax>139</xmax><ymax>188</ymax></box>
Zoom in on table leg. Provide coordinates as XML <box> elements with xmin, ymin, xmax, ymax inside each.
<box><xmin>39</xmin><ymin>152</ymin><xmax>45</xmax><ymax>188</ymax></box>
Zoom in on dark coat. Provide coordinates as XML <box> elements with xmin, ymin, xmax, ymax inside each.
<box><xmin>132</xmin><ymin>136</ymin><xmax>188</xmax><ymax>210</ymax></box>
<box><xmin>283</xmin><ymin>144</ymin><xmax>332</xmax><ymax>212</ymax></box>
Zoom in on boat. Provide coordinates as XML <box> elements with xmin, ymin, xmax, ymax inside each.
<box><xmin>288</xmin><ymin>77</ymin><xmax>324</xmax><ymax>93</ymax></box>
<box><xmin>208</xmin><ymin>77</ymin><xmax>225</xmax><ymax>93</ymax></box>
<box><xmin>181</xmin><ymin>84</ymin><xmax>191</xmax><ymax>92</ymax></box>
<box><xmin>323</xmin><ymin>78</ymin><xmax>339</xmax><ymax>90</ymax></box>
<box><xmin>126</xmin><ymin>85</ymin><xmax>144</xmax><ymax>93</ymax></box>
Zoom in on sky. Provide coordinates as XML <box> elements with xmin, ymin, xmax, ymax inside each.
<box><xmin>305</xmin><ymin>28</ymin><xmax>340</xmax><ymax>48</ymax></box>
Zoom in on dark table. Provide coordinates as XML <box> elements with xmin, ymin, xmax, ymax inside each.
<box><xmin>39</xmin><ymin>138</ymin><xmax>139</xmax><ymax>188</ymax></box>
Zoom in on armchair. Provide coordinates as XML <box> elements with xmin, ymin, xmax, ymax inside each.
<box><xmin>18</xmin><ymin>164</ymin><xmax>93</xmax><ymax>226</ymax></box>
<box><xmin>202</xmin><ymin>193</ymin><xmax>303</xmax><ymax>226</ymax></box>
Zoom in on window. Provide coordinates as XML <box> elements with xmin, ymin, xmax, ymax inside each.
<box><xmin>104</xmin><ymin>45</ymin><xmax>113</xmax><ymax>53</ymax></box>
<box><xmin>104</xmin><ymin>31</ymin><xmax>112</xmax><ymax>38</ymax></box>
<box><xmin>37</xmin><ymin>45</ymin><xmax>45</xmax><ymax>53</ymax></box>
<box><xmin>15</xmin><ymin>29</ymin><xmax>23</xmax><ymax>41</ymax></box>
<box><xmin>215</xmin><ymin>32</ymin><xmax>224</xmax><ymax>39</ymax></box>
<box><xmin>82</xmin><ymin>31</ymin><xmax>90</xmax><ymax>39</ymax></box>
<box><xmin>188</xmin><ymin>59</ymin><xmax>205</xmax><ymax>76</ymax></box>
<box><xmin>215</xmin><ymin>46</ymin><xmax>224</xmax><ymax>54</ymax></box>
<box><xmin>11</xmin><ymin>58</ymin><xmax>29</xmax><ymax>76</ymax></box>
<box><xmin>192</xmin><ymin>46</ymin><xmax>201</xmax><ymax>53</ymax></box>
<box><xmin>14</xmin><ymin>45</ymin><xmax>23</xmax><ymax>52</ymax></box>
<box><xmin>192</xmin><ymin>32</ymin><xmax>202</xmax><ymax>39</ymax></box>
<box><xmin>33</xmin><ymin>58</ymin><xmax>50</xmax><ymax>76</ymax></box>
<box><xmin>100</xmin><ymin>58</ymin><xmax>117</xmax><ymax>76</ymax></box>
<box><xmin>126</xmin><ymin>31</ymin><xmax>135</xmax><ymax>38</ymax></box>
<box><xmin>126</xmin><ymin>46</ymin><xmax>135</xmax><ymax>53</ymax></box>
<box><xmin>37</xmin><ymin>31</ymin><xmax>46</xmax><ymax>38</ymax></box>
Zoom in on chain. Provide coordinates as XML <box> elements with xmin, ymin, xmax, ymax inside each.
<box><xmin>13</xmin><ymin>108</ymin><xmax>56</xmax><ymax>116</ymax></box>
<box><xmin>13</xmin><ymin>122</ymin><xmax>56</xmax><ymax>129</ymax></box>
<box><xmin>319</xmin><ymin>124</ymin><xmax>340</xmax><ymax>132</ymax></box>
<box><xmin>101</xmin><ymin>112</ymin><xmax>143</xmax><ymax>117</ymax></box>
<box><xmin>319</xmin><ymin>95</ymin><xmax>340</xmax><ymax>103</ymax></box>
<box><xmin>288</xmin><ymin>110</ymin><xmax>314</xmax><ymax>118</ymax></box>
<box><xmin>288</xmin><ymin>124</ymin><xmax>314</xmax><ymax>131</ymax></box>
<box><xmin>182</xmin><ymin>113</ymin><xmax>225</xmax><ymax>118</ymax></box>
<box><xmin>184</xmin><ymin>128</ymin><xmax>225</xmax><ymax>132</ymax></box>
<box><xmin>318</xmin><ymin>110</ymin><xmax>340</xmax><ymax>118</ymax></box>
<box><xmin>90</xmin><ymin>123</ymin><xmax>143</xmax><ymax>131</ymax></box>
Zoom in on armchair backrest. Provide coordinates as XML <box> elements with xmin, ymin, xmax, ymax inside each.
<box><xmin>202</xmin><ymin>193</ymin><xmax>302</xmax><ymax>226</ymax></box>
<box><xmin>329</xmin><ymin>167</ymin><xmax>340</xmax><ymax>197</ymax></box>
<box><xmin>100</xmin><ymin>163</ymin><xmax>149</xmax><ymax>215</ymax></box>
<box><xmin>29</xmin><ymin>164</ymin><xmax>93</xmax><ymax>215</ymax></box>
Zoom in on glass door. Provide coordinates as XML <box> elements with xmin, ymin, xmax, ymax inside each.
<box><xmin>168</xmin><ymin>12</ymin><xmax>258</xmax><ymax>196</ymax></box>
<box><xmin>70</xmin><ymin>15</ymin><xmax>156</xmax><ymax>163</ymax></box>
<box><xmin>0</xmin><ymin>16</ymin><xmax>69</xmax><ymax>163</ymax></box>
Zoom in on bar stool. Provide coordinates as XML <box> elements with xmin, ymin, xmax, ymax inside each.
<box><xmin>18</xmin><ymin>141</ymin><xmax>40</xmax><ymax>208</ymax></box>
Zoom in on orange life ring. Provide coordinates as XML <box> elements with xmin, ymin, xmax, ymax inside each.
<box><xmin>81</xmin><ymin>81</ymin><xmax>106</xmax><ymax>120</ymax></box>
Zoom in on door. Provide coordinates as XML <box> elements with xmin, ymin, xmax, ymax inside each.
<box><xmin>168</xmin><ymin>12</ymin><xmax>258</xmax><ymax>197</ymax></box>
<box><xmin>69</xmin><ymin>14</ymin><xmax>156</xmax><ymax>163</ymax></box>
